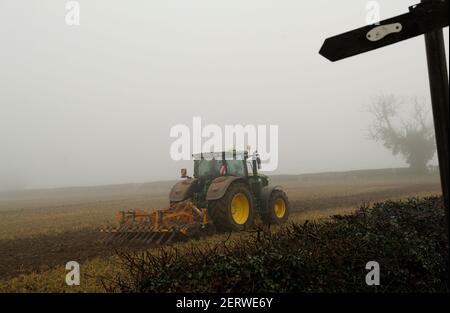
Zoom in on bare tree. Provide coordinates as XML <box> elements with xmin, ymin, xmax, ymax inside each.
<box><xmin>367</xmin><ymin>95</ymin><xmax>436</xmax><ymax>173</ymax></box>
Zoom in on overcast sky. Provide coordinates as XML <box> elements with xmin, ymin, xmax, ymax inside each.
<box><xmin>0</xmin><ymin>0</ymin><xmax>448</xmax><ymax>190</ymax></box>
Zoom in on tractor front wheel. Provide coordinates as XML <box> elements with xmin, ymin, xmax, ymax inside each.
<box><xmin>209</xmin><ymin>182</ymin><xmax>254</xmax><ymax>232</ymax></box>
<box><xmin>262</xmin><ymin>189</ymin><xmax>290</xmax><ymax>225</ymax></box>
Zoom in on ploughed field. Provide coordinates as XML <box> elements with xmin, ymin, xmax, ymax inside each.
<box><xmin>0</xmin><ymin>169</ymin><xmax>442</xmax><ymax>292</ymax></box>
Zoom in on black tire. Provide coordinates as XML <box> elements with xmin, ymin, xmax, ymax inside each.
<box><xmin>209</xmin><ymin>182</ymin><xmax>254</xmax><ymax>232</ymax></box>
<box><xmin>261</xmin><ymin>189</ymin><xmax>290</xmax><ymax>225</ymax></box>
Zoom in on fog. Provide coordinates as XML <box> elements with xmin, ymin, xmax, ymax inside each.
<box><xmin>0</xmin><ymin>0</ymin><xmax>448</xmax><ymax>190</ymax></box>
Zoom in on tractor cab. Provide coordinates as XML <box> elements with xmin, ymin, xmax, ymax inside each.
<box><xmin>190</xmin><ymin>151</ymin><xmax>269</xmax><ymax>209</ymax></box>
<box><xmin>192</xmin><ymin>151</ymin><xmax>262</xmax><ymax>179</ymax></box>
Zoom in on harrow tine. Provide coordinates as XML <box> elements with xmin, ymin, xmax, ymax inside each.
<box><xmin>112</xmin><ymin>226</ymin><xmax>127</xmax><ymax>238</ymax></box>
<box><xmin>143</xmin><ymin>232</ymin><xmax>154</xmax><ymax>242</ymax></box>
<box><xmin>133</xmin><ymin>225</ymin><xmax>154</xmax><ymax>243</ymax></box>
<box><xmin>103</xmin><ymin>232</ymin><xmax>117</xmax><ymax>245</ymax></box>
<box><xmin>146</xmin><ymin>231</ymin><xmax>159</xmax><ymax>244</ymax></box>
<box><xmin>165</xmin><ymin>231</ymin><xmax>176</xmax><ymax>244</ymax></box>
<box><xmin>113</xmin><ymin>233</ymin><xmax>126</xmax><ymax>245</ymax></box>
<box><xmin>133</xmin><ymin>232</ymin><xmax>148</xmax><ymax>243</ymax></box>
<box><xmin>103</xmin><ymin>232</ymin><xmax>116</xmax><ymax>245</ymax></box>
<box><xmin>134</xmin><ymin>227</ymin><xmax>150</xmax><ymax>243</ymax></box>
<box><xmin>101</xmin><ymin>227</ymin><xmax>115</xmax><ymax>242</ymax></box>
<box><xmin>116</xmin><ymin>231</ymin><xmax>132</xmax><ymax>244</ymax></box>
<box><xmin>138</xmin><ymin>231</ymin><xmax>153</xmax><ymax>243</ymax></box>
<box><xmin>126</xmin><ymin>232</ymin><xmax>137</xmax><ymax>241</ymax></box>
<box><xmin>112</xmin><ymin>230</ymin><xmax>125</xmax><ymax>242</ymax></box>
<box><xmin>156</xmin><ymin>232</ymin><xmax>167</xmax><ymax>245</ymax></box>
<box><xmin>129</xmin><ymin>231</ymin><xmax>143</xmax><ymax>243</ymax></box>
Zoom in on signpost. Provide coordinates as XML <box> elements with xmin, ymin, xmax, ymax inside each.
<box><xmin>319</xmin><ymin>0</ymin><xmax>449</xmax><ymax>231</ymax></box>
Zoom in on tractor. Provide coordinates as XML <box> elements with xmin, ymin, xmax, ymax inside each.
<box><xmin>101</xmin><ymin>150</ymin><xmax>290</xmax><ymax>244</ymax></box>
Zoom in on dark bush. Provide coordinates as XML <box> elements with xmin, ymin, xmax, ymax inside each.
<box><xmin>105</xmin><ymin>196</ymin><xmax>448</xmax><ymax>293</ymax></box>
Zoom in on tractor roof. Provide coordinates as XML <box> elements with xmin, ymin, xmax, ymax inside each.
<box><xmin>193</xmin><ymin>151</ymin><xmax>249</xmax><ymax>160</ymax></box>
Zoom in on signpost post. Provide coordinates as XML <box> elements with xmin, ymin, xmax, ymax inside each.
<box><xmin>319</xmin><ymin>0</ymin><xmax>449</xmax><ymax>231</ymax></box>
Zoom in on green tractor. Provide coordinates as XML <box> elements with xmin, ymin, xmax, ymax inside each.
<box><xmin>103</xmin><ymin>150</ymin><xmax>290</xmax><ymax>244</ymax></box>
<box><xmin>170</xmin><ymin>150</ymin><xmax>290</xmax><ymax>232</ymax></box>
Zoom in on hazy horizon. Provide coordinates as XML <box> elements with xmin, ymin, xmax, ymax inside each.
<box><xmin>1</xmin><ymin>0</ymin><xmax>448</xmax><ymax>191</ymax></box>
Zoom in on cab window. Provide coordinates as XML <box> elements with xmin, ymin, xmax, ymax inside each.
<box><xmin>226</xmin><ymin>160</ymin><xmax>246</xmax><ymax>176</ymax></box>
<box><xmin>195</xmin><ymin>159</ymin><xmax>221</xmax><ymax>177</ymax></box>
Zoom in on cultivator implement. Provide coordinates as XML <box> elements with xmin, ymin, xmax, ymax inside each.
<box><xmin>101</xmin><ymin>200</ymin><xmax>209</xmax><ymax>245</ymax></box>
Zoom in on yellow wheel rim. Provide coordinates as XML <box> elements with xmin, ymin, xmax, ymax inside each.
<box><xmin>274</xmin><ymin>198</ymin><xmax>286</xmax><ymax>218</ymax></box>
<box><xmin>230</xmin><ymin>193</ymin><xmax>250</xmax><ymax>225</ymax></box>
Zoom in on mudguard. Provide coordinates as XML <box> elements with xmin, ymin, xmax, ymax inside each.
<box><xmin>260</xmin><ymin>185</ymin><xmax>284</xmax><ymax>212</ymax></box>
<box><xmin>206</xmin><ymin>176</ymin><xmax>245</xmax><ymax>201</ymax></box>
<box><xmin>169</xmin><ymin>178</ymin><xmax>197</xmax><ymax>202</ymax></box>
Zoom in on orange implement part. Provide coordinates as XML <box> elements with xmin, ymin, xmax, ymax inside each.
<box><xmin>102</xmin><ymin>200</ymin><xmax>209</xmax><ymax>244</ymax></box>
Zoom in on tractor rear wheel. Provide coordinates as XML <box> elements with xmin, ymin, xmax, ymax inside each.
<box><xmin>262</xmin><ymin>189</ymin><xmax>290</xmax><ymax>225</ymax></box>
<box><xmin>209</xmin><ymin>182</ymin><xmax>254</xmax><ymax>232</ymax></box>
